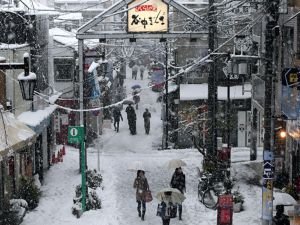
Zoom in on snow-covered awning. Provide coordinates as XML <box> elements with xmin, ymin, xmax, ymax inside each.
<box><xmin>180</xmin><ymin>83</ymin><xmax>251</xmax><ymax>101</ymax></box>
<box><xmin>0</xmin><ymin>109</ymin><xmax>36</xmax><ymax>157</ymax></box>
<box><xmin>18</xmin><ymin>105</ymin><xmax>57</xmax><ymax>134</ymax></box>
<box><xmin>49</xmin><ymin>27</ymin><xmax>99</xmax><ymax>49</ymax></box>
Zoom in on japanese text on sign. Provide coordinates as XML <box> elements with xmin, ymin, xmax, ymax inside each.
<box><xmin>128</xmin><ymin>0</ymin><xmax>168</xmax><ymax>32</ymax></box>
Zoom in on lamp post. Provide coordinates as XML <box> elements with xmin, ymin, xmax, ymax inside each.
<box><xmin>17</xmin><ymin>53</ymin><xmax>37</xmax><ymax>102</ymax></box>
<box><xmin>0</xmin><ymin>52</ymin><xmax>37</xmax><ymax>103</ymax></box>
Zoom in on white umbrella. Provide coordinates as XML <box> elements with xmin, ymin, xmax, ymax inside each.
<box><xmin>167</xmin><ymin>159</ymin><xmax>187</xmax><ymax>169</ymax></box>
<box><xmin>273</xmin><ymin>192</ymin><xmax>297</xmax><ymax>208</ymax></box>
<box><xmin>156</xmin><ymin>187</ymin><xmax>186</xmax><ymax>204</ymax></box>
<box><xmin>127</xmin><ymin>161</ymin><xmax>148</xmax><ymax>172</ymax></box>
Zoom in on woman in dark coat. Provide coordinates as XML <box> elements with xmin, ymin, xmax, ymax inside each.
<box><xmin>170</xmin><ymin>167</ymin><xmax>186</xmax><ymax>220</ymax></box>
<box><xmin>133</xmin><ymin>170</ymin><xmax>149</xmax><ymax>220</ymax></box>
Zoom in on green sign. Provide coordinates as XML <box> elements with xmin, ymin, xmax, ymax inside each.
<box><xmin>68</xmin><ymin>126</ymin><xmax>84</xmax><ymax>143</ymax></box>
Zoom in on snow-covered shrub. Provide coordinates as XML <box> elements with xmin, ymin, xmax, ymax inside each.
<box><xmin>0</xmin><ymin>211</ymin><xmax>19</xmax><ymax>225</ymax></box>
<box><xmin>72</xmin><ymin>171</ymin><xmax>103</xmax><ymax>217</ymax></box>
<box><xmin>16</xmin><ymin>176</ymin><xmax>41</xmax><ymax>209</ymax></box>
<box><xmin>0</xmin><ymin>199</ymin><xmax>28</xmax><ymax>225</ymax></box>
<box><xmin>86</xmin><ymin>169</ymin><xmax>103</xmax><ymax>189</ymax></box>
<box><xmin>73</xmin><ymin>186</ymin><xmax>102</xmax><ymax>211</ymax></box>
<box><xmin>233</xmin><ymin>191</ymin><xmax>244</xmax><ymax>204</ymax></box>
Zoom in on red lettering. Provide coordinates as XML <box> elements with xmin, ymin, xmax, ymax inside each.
<box><xmin>135</xmin><ymin>4</ymin><xmax>157</xmax><ymax>11</ymax></box>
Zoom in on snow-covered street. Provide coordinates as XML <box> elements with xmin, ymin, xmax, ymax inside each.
<box><xmin>21</xmin><ymin>75</ymin><xmax>263</xmax><ymax>225</ymax></box>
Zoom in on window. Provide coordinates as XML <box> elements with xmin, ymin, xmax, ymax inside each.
<box><xmin>54</xmin><ymin>57</ymin><xmax>74</xmax><ymax>81</ymax></box>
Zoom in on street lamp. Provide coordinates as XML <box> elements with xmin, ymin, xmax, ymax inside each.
<box><xmin>17</xmin><ymin>53</ymin><xmax>37</xmax><ymax>101</ymax></box>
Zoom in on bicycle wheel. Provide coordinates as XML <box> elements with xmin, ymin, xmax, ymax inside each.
<box><xmin>198</xmin><ymin>183</ymin><xmax>203</xmax><ymax>202</ymax></box>
<box><xmin>202</xmin><ymin>188</ymin><xmax>218</xmax><ymax>209</ymax></box>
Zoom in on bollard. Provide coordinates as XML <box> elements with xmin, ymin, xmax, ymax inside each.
<box><xmin>51</xmin><ymin>154</ymin><xmax>56</xmax><ymax>164</ymax></box>
<box><xmin>62</xmin><ymin>145</ymin><xmax>66</xmax><ymax>155</ymax></box>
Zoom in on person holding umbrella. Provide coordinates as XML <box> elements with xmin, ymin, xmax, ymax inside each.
<box><xmin>170</xmin><ymin>167</ymin><xmax>186</xmax><ymax>220</ymax></box>
<box><xmin>156</xmin><ymin>188</ymin><xmax>185</xmax><ymax>225</ymax></box>
<box><xmin>133</xmin><ymin>170</ymin><xmax>150</xmax><ymax>221</ymax></box>
<box><xmin>126</xmin><ymin>103</ymin><xmax>137</xmax><ymax>135</ymax></box>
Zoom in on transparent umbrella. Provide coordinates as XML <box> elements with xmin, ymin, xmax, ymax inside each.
<box><xmin>156</xmin><ymin>188</ymin><xmax>185</xmax><ymax>204</ymax></box>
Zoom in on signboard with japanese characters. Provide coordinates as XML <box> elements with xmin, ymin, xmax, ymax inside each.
<box><xmin>127</xmin><ymin>0</ymin><xmax>168</xmax><ymax>33</ymax></box>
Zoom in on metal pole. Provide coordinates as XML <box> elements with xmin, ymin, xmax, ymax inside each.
<box><xmin>262</xmin><ymin>1</ymin><xmax>279</xmax><ymax>224</ymax></box>
<box><xmin>165</xmin><ymin>42</ymin><xmax>169</xmax><ymax>149</ymax></box>
<box><xmin>227</xmin><ymin>73</ymin><xmax>230</xmax><ymax>148</ymax></box>
<box><xmin>207</xmin><ymin>0</ymin><xmax>217</xmax><ymax>158</ymax></box>
<box><xmin>78</xmin><ymin>39</ymin><xmax>85</xmax><ymax>172</ymax></box>
<box><xmin>81</xmin><ymin>140</ymin><xmax>86</xmax><ymax>212</ymax></box>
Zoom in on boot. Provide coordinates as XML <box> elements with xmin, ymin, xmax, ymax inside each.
<box><xmin>141</xmin><ymin>211</ymin><xmax>145</xmax><ymax>221</ymax></box>
<box><xmin>138</xmin><ymin>209</ymin><xmax>141</xmax><ymax>217</ymax></box>
<box><xmin>179</xmin><ymin>208</ymin><xmax>182</xmax><ymax>220</ymax></box>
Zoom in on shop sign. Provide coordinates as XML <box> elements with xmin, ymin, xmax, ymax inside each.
<box><xmin>128</xmin><ymin>0</ymin><xmax>168</xmax><ymax>32</ymax></box>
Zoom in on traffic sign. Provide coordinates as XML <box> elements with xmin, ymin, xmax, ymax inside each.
<box><xmin>68</xmin><ymin>126</ymin><xmax>84</xmax><ymax>144</ymax></box>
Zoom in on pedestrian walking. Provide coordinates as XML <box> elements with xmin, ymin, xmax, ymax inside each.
<box><xmin>133</xmin><ymin>170</ymin><xmax>150</xmax><ymax>221</ymax></box>
<box><xmin>132</xmin><ymin>64</ymin><xmax>139</xmax><ymax>80</ymax></box>
<box><xmin>133</xmin><ymin>90</ymin><xmax>140</xmax><ymax>110</ymax></box>
<box><xmin>143</xmin><ymin>108</ymin><xmax>151</xmax><ymax>134</ymax></box>
<box><xmin>113</xmin><ymin>107</ymin><xmax>123</xmax><ymax>132</ymax></box>
<box><xmin>140</xmin><ymin>64</ymin><xmax>145</xmax><ymax>80</ymax></box>
<box><xmin>158</xmin><ymin>191</ymin><xmax>177</xmax><ymax>225</ymax></box>
<box><xmin>273</xmin><ymin>205</ymin><xmax>290</xmax><ymax>225</ymax></box>
<box><xmin>170</xmin><ymin>167</ymin><xmax>186</xmax><ymax>220</ymax></box>
<box><xmin>125</xmin><ymin>103</ymin><xmax>137</xmax><ymax>135</ymax></box>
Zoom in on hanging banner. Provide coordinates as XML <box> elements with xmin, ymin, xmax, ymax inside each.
<box><xmin>282</xmin><ymin>68</ymin><xmax>300</xmax><ymax>119</ymax></box>
<box><xmin>262</xmin><ymin>150</ymin><xmax>274</xmax><ymax>221</ymax></box>
<box><xmin>127</xmin><ymin>0</ymin><xmax>168</xmax><ymax>33</ymax></box>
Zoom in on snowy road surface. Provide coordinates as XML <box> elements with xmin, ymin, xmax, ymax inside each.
<box><xmin>21</xmin><ymin>70</ymin><xmax>263</xmax><ymax>225</ymax></box>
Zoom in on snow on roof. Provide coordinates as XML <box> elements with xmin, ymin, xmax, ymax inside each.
<box><xmin>55</xmin><ymin>12</ymin><xmax>83</xmax><ymax>21</ymax></box>
<box><xmin>18</xmin><ymin>104</ymin><xmax>57</xmax><ymax>127</ymax></box>
<box><xmin>0</xmin><ymin>43</ymin><xmax>29</xmax><ymax>50</ymax></box>
<box><xmin>49</xmin><ymin>27</ymin><xmax>99</xmax><ymax>49</ymax></box>
<box><xmin>0</xmin><ymin>0</ymin><xmax>59</xmax><ymax>15</ymax></box>
<box><xmin>180</xmin><ymin>83</ymin><xmax>251</xmax><ymax>101</ymax></box>
<box><xmin>54</xmin><ymin>0</ymin><xmax>100</xmax><ymax>3</ymax></box>
<box><xmin>0</xmin><ymin>110</ymin><xmax>36</xmax><ymax>155</ymax></box>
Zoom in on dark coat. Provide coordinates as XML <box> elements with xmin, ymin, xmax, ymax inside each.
<box><xmin>143</xmin><ymin>111</ymin><xmax>151</xmax><ymax>122</ymax></box>
<box><xmin>272</xmin><ymin>214</ymin><xmax>290</xmax><ymax>225</ymax></box>
<box><xmin>133</xmin><ymin>176</ymin><xmax>149</xmax><ymax>201</ymax></box>
<box><xmin>113</xmin><ymin>109</ymin><xmax>123</xmax><ymax>122</ymax></box>
<box><xmin>126</xmin><ymin>105</ymin><xmax>136</xmax><ymax>121</ymax></box>
<box><xmin>170</xmin><ymin>172</ymin><xmax>186</xmax><ymax>194</ymax></box>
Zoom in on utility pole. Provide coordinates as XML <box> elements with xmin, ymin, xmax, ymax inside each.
<box><xmin>262</xmin><ymin>0</ymin><xmax>279</xmax><ymax>224</ymax></box>
<box><xmin>207</xmin><ymin>0</ymin><xmax>217</xmax><ymax>159</ymax></box>
<box><xmin>165</xmin><ymin>42</ymin><xmax>169</xmax><ymax>149</ymax></box>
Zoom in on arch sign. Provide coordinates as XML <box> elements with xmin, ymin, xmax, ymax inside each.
<box><xmin>128</xmin><ymin>0</ymin><xmax>168</xmax><ymax>33</ymax></box>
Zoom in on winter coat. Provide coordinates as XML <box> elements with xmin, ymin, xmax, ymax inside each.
<box><xmin>126</xmin><ymin>105</ymin><xmax>136</xmax><ymax>121</ymax></box>
<box><xmin>143</xmin><ymin>111</ymin><xmax>151</xmax><ymax>122</ymax></box>
<box><xmin>272</xmin><ymin>213</ymin><xmax>290</xmax><ymax>225</ymax></box>
<box><xmin>170</xmin><ymin>172</ymin><xmax>186</xmax><ymax>194</ymax></box>
<box><xmin>113</xmin><ymin>109</ymin><xmax>123</xmax><ymax>122</ymax></box>
<box><xmin>133</xmin><ymin>176</ymin><xmax>149</xmax><ymax>201</ymax></box>
<box><xmin>132</xmin><ymin>65</ymin><xmax>139</xmax><ymax>72</ymax></box>
<box><xmin>140</xmin><ymin>65</ymin><xmax>145</xmax><ymax>72</ymax></box>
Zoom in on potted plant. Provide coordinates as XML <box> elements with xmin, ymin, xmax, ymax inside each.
<box><xmin>233</xmin><ymin>190</ymin><xmax>244</xmax><ymax>213</ymax></box>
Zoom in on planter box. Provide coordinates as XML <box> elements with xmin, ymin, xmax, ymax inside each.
<box><xmin>233</xmin><ymin>202</ymin><xmax>242</xmax><ymax>213</ymax></box>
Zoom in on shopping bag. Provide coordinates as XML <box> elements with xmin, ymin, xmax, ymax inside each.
<box><xmin>144</xmin><ymin>190</ymin><xmax>153</xmax><ymax>202</ymax></box>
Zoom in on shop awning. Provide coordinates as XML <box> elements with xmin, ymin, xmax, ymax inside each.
<box><xmin>180</xmin><ymin>83</ymin><xmax>251</xmax><ymax>101</ymax></box>
<box><xmin>0</xmin><ymin>110</ymin><xmax>36</xmax><ymax>157</ymax></box>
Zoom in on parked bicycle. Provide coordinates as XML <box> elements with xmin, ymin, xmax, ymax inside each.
<box><xmin>198</xmin><ymin>170</ymin><xmax>232</xmax><ymax>209</ymax></box>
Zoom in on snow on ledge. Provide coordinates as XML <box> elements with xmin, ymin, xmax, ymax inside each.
<box><xmin>18</xmin><ymin>105</ymin><xmax>57</xmax><ymax>127</ymax></box>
